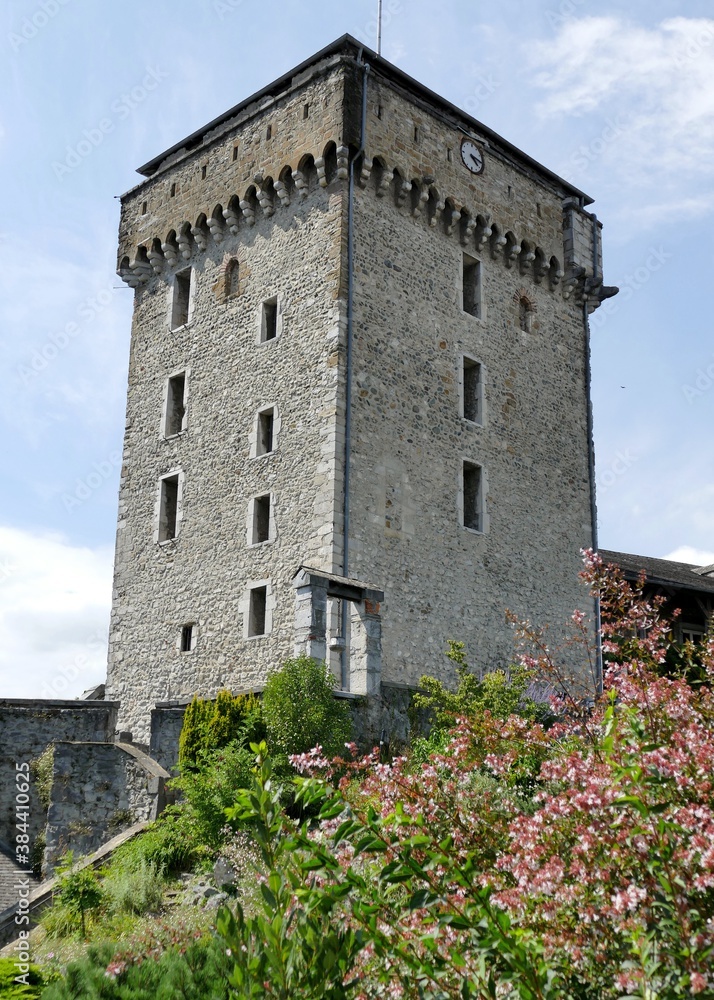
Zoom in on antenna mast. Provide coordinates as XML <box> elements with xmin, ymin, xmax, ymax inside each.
<box><xmin>377</xmin><ymin>0</ymin><xmax>382</xmax><ymax>54</ymax></box>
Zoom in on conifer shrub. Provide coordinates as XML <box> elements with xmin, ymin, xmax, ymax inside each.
<box><xmin>0</xmin><ymin>957</ymin><xmax>44</xmax><ymax>999</ymax></box>
<box><xmin>178</xmin><ymin>690</ymin><xmax>264</xmax><ymax>769</ymax></box>
<box><xmin>40</xmin><ymin>938</ymin><xmax>232</xmax><ymax>1000</ymax></box>
<box><xmin>261</xmin><ymin>655</ymin><xmax>352</xmax><ymax>760</ymax></box>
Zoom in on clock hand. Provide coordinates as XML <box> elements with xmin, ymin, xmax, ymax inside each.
<box><xmin>470</xmin><ymin>153</ymin><xmax>481</xmax><ymax>168</ymax></box>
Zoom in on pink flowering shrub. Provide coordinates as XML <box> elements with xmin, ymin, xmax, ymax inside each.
<box><xmin>217</xmin><ymin>553</ymin><xmax>714</xmax><ymax>998</ymax></box>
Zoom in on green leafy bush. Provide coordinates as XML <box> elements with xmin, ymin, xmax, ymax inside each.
<box><xmin>174</xmin><ymin>741</ymin><xmax>256</xmax><ymax>850</ymax></box>
<box><xmin>109</xmin><ymin>808</ymin><xmax>203</xmax><ymax>875</ymax></box>
<box><xmin>41</xmin><ymin>938</ymin><xmax>232</xmax><ymax>1000</ymax></box>
<box><xmin>102</xmin><ymin>857</ymin><xmax>165</xmax><ymax>915</ymax></box>
<box><xmin>0</xmin><ymin>957</ymin><xmax>44</xmax><ymax>999</ymax></box>
<box><xmin>412</xmin><ymin>639</ymin><xmax>553</xmax><ymax>730</ymax></box>
<box><xmin>46</xmin><ymin>854</ymin><xmax>104</xmax><ymax>939</ymax></box>
<box><xmin>262</xmin><ymin>655</ymin><xmax>352</xmax><ymax>760</ymax></box>
<box><xmin>178</xmin><ymin>690</ymin><xmax>264</xmax><ymax>769</ymax></box>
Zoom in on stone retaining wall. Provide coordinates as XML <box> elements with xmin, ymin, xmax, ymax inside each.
<box><xmin>0</xmin><ymin>700</ymin><xmax>118</xmax><ymax>865</ymax></box>
<box><xmin>44</xmin><ymin>742</ymin><xmax>169</xmax><ymax>872</ymax></box>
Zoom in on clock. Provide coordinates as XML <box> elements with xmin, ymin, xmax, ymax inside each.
<box><xmin>460</xmin><ymin>139</ymin><xmax>484</xmax><ymax>175</ymax></box>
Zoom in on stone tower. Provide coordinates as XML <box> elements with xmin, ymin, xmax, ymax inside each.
<box><xmin>107</xmin><ymin>36</ymin><xmax>614</xmax><ymax>739</ymax></box>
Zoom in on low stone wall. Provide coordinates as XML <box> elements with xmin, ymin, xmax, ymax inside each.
<box><xmin>0</xmin><ymin>700</ymin><xmax>118</xmax><ymax>865</ymax></box>
<box><xmin>342</xmin><ymin>682</ymin><xmax>420</xmax><ymax>753</ymax></box>
<box><xmin>149</xmin><ymin>701</ymin><xmax>191</xmax><ymax>774</ymax></box>
<box><xmin>44</xmin><ymin>742</ymin><xmax>169</xmax><ymax>872</ymax></box>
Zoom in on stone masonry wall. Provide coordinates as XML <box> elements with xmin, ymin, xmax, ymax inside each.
<box><xmin>344</xmin><ymin>70</ymin><xmax>597</xmax><ymax>688</ymax></box>
<box><xmin>106</xmin><ymin>62</ymin><xmax>352</xmax><ymax>739</ymax></box>
<box><xmin>44</xmin><ymin>742</ymin><xmax>169</xmax><ymax>872</ymax></box>
<box><xmin>0</xmin><ymin>701</ymin><xmax>117</xmax><ymax>863</ymax></box>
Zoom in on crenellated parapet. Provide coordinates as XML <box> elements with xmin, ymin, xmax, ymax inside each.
<box><xmin>118</xmin><ymin>140</ymin><xmax>615</xmax><ymax>310</ymax></box>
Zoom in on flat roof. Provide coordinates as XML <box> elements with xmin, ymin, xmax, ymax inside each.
<box><xmin>135</xmin><ymin>33</ymin><xmax>593</xmax><ymax>205</ymax></box>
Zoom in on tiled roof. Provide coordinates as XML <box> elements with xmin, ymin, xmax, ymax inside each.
<box><xmin>599</xmin><ymin>549</ymin><xmax>714</xmax><ymax>596</ymax></box>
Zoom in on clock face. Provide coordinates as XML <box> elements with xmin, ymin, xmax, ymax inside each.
<box><xmin>461</xmin><ymin>139</ymin><xmax>484</xmax><ymax>175</ymax></box>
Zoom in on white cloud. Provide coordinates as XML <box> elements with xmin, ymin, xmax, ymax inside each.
<box><xmin>530</xmin><ymin>16</ymin><xmax>714</xmax><ymax>216</ymax></box>
<box><xmin>0</xmin><ymin>526</ymin><xmax>112</xmax><ymax>699</ymax></box>
<box><xmin>663</xmin><ymin>546</ymin><xmax>714</xmax><ymax>567</ymax></box>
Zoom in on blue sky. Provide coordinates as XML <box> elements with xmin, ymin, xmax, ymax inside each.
<box><xmin>1</xmin><ymin>0</ymin><xmax>713</xmax><ymax>697</ymax></box>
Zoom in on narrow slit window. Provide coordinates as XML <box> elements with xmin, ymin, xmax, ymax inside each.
<box><xmin>165</xmin><ymin>372</ymin><xmax>187</xmax><ymax>436</ymax></box>
<box><xmin>225</xmin><ymin>259</ymin><xmax>240</xmax><ymax>298</ymax></box>
<box><xmin>462</xmin><ymin>359</ymin><xmax>482</xmax><ymax>423</ymax></box>
<box><xmin>257</xmin><ymin>408</ymin><xmax>275</xmax><ymax>455</ymax></box>
<box><xmin>172</xmin><ymin>270</ymin><xmax>191</xmax><ymax>328</ymax></box>
<box><xmin>463</xmin><ymin>462</ymin><xmax>483</xmax><ymax>532</ymax></box>
<box><xmin>170</xmin><ymin>182</ymin><xmax>176</xmax><ymax>197</ymax></box>
<box><xmin>159</xmin><ymin>475</ymin><xmax>180</xmax><ymax>542</ymax></box>
<box><xmin>232</xmin><ymin>146</ymin><xmax>238</xmax><ymax>161</ymax></box>
<box><xmin>180</xmin><ymin>624</ymin><xmax>194</xmax><ymax>652</ymax></box>
<box><xmin>201</xmin><ymin>164</ymin><xmax>207</xmax><ymax>179</ymax></box>
<box><xmin>252</xmin><ymin>494</ymin><xmax>271</xmax><ymax>544</ymax></box>
<box><xmin>261</xmin><ymin>297</ymin><xmax>278</xmax><ymax>342</ymax></box>
<box><xmin>266</xmin><ymin>124</ymin><xmax>272</xmax><ymax>140</ymax></box>
<box><xmin>462</xmin><ymin>256</ymin><xmax>481</xmax><ymax>317</ymax></box>
<box><xmin>141</xmin><ymin>200</ymin><xmax>147</xmax><ymax>215</ymax></box>
<box><xmin>248</xmin><ymin>586</ymin><xmax>267</xmax><ymax>637</ymax></box>
<box><xmin>303</xmin><ymin>104</ymin><xmax>310</xmax><ymax>119</ymax></box>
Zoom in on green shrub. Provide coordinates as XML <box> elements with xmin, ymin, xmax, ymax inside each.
<box><xmin>103</xmin><ymin>857</ymin><xmax>165</xmax><ymax>915</ymax></box>
<box><xmin>0</xmin><ymin>957</ymin><xmax>44</xmax><ymax>999</ymax></box>
<box><xmin>30</xmin><ymin>744</ymin><xmax>54</xmax><ymax>811</ymax></box>
<box><xmin>41</xmin><ymin>938</ymin><xmax>232</xmax><ymax>1000</ymax></box>
<box><xmin>411</xmin><ymin>640</ymin><xmax>553</xmax><ymax>731</ymax></box>
<box><xmin>178</xmin><ymin>691</ymin><xmax>264</xmax><ymax>770</ymax></box>
<box><xmin>49</xmin><ymin>854</ymin><xmax>104</xmax><ymax>938</ymax></box>
<box><xmin>262</xmin><ymin>655</ymin><xmax>352</xmax><ymax>759</ymax></box>
<box><xmin>174</xmin><ymin>741</ymin><xmax>256</xmax><ymax>851</ymax></box>
<box><xmin>110</xmin><ymin>808</ymin><xmax>203</xmax><ymax>875</ymax></box>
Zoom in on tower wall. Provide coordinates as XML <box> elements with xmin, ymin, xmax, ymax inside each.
<box><xmin>107</xmin><ymin>62</ymin><xmax>353</xmax><ymax>739</ymax></box>
<box><xmin>344</xmin><ymin>71</ymin><xmax>596</xmax><ymax>683</ymax></box>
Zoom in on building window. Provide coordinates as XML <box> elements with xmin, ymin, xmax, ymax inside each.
<box><xmin>260</xmin><ymin>297</ymin><xmax>278</xmax><ymax>342</ymax></box>
<box><xmin>158</xmin><ymin>474</ymin><xmax>180</xmax><ymax>542</ymax></box>
<box><xmin>303</xmin><ymin>103</ymin><xmax>310</xmax><ymax>119</ymax></box>
<box><xmin>462</xmin><ymin>461</ymin><xmax>483</xmax><ymax>532</ymax></box>
<box><xmin>680</xmin><ymin>624</ymin><xmax>705</xmax><ymax>645</ymax></box>
<box><xmin>257</xmin><ymin>407</ymin><xmax>275</xmax><ymax>456</ymax></box>
<box><xmin>462</xmin><ymin>255</ymin><xmax>481</xmax><ymax>317</ymax></box>
<box><xmin>519</xmin><ymin>295</ymin><xmax>533</xmax><ymax>333</ymax></box>
<box><xmin>252</xmin><ymin>494</ymin><xmax>271</xmax><ymax>544</ymax></box>
<box><xmin>170</xmin><ymin>182</ymin><xmax>176</xmax><ymax>197</ymax></box>
<box><xmin>248</xmin><ymin>585</ymin><xmax>268</xmax><ymax>637</ymax></box>
<box><xmin>462</xmin><ymin>358</ymin><xmax>482</xmax><ymax>424</ymax></box>
<box><xmin>180</xmin><ymin>624</ymin><xmax>195</xmax><ymax>652</ymax></box>
<box><xmin>233</xmin><ymin>146</ymin><xmax>238</xmax><ymax>161</ymax></box>
<box><xmin>225</xmin><ymin>258</ymin><xmax>240</xmax><ymax>298</ymax></box>
<box><xmin>172</xmin><ymin>269</ymin><xmax>192</xmax><ymax>329</ymax></box>
<box><xmin>164</xmin><ymin>372</ymin><xmax>187</xmax><ymax>437</ymax></box>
